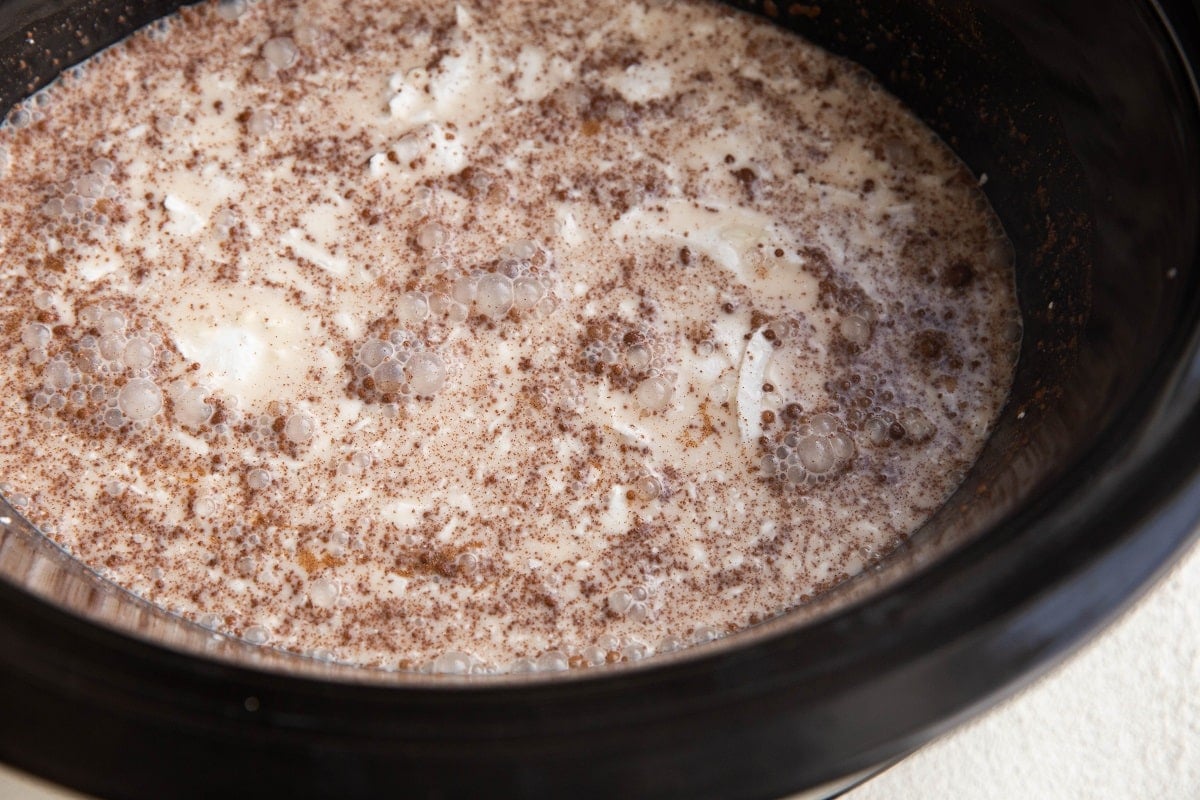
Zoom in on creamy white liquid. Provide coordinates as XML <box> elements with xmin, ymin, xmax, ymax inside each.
<box><xmin>0</xmin><ymin>0</ymin><xmax>1019</xmax><ymax>672</ymax></box>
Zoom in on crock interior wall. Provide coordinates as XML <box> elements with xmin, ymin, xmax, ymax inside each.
<box><xmin>0</xmin><ymin>0</ymin><xmax>1194</xmax><ymax>665</ymax></box>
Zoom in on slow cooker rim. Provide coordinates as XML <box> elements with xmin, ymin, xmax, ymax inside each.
<box><xmin>0</xmin><ymin>0</ymin><xmax>1199</xmax><ymax>797</ymax></box>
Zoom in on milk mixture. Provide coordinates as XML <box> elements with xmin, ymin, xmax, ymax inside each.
<box><xmin>0</xmin><ymin>0</ymin><xmax>1020</xmax><ymax>672</ymax></box>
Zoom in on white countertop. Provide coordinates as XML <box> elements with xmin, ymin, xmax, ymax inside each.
<box><xmin>846</xmin><ymin>537</ymin><xmax>1200</xmax><ymax>800</ymax></box>
<box><xmin>2</xmin><ymin>539</ymin><xmax>1197</xmax><ymax>800</ymax></box>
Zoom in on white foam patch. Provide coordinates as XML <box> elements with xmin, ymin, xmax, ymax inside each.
<box><xmin>281</xmin><ymin>228</ymin><xmax>348</xmax><ymax>276</ymax></box>
<box><xmin>163</xmin><ymin>194</ymin><xmax>205</xmax><ymax>236</ymax></box>
<box><xmin>736</xmin><ymin>328</ymin><xmax>772</xmax><ymax>442</ymax></box>
<box><xmin>604</xmin><ymin>62</ymin><xmax>673</xmax><ymax>104</ymax></box>
<box><xmin>161</xmin><ymin>285</ymin><xmax>320</xmax><ymax>406</ymax></box>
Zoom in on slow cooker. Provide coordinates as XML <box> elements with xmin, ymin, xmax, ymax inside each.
<box><xmin>1</xmin><ymin>0</ymin><xmax>1198</xmax><ymax>797</ymax></box>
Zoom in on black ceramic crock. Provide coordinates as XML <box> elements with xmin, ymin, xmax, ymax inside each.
<box><xmin>0</xmin><ymin>1</ymin><xmax>1198</xmax><ymax>798</ymax></box>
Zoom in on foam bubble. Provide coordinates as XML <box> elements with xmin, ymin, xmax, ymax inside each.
<box><xmin>117</xmin><ymin>378</ymin><xmax>162</xmax><ymax>421</ymax></box>
<box><xmin>43</xmin><ymin>360</ymin><xmax>75</xmax><ymax>391</ymax></box>
<box><xmin>634</xmin><ymin>376</ymin><xmax>673</xmax><ymax>412</ymax></box>
<box><xmin>431</xmin><ymin>650</ymin><xmax>472</xmax><ymax>675</ymax></box>
<box><xmin>864</xmin><ymin>416</ymin><xmax>891</xmax><ymax>446</ymax></box>
<box><xmin>898</xmin><ymin>407</ymin><xmax>935</xmax><ymax>442</ymax></box>
<box><xmin>309</xmin><ymin>578</ymin><xmax>339</xmax><ymax>609</ymax></box>
<box><xmin>406</xmin><ymin>352</ymin><xmax>447</xmax><ymax>396</ymax></box>
<box><xmin>658</xmin><ymin>635</ymin><xmax>685</xmax><ymax>653</ymax></box>
<box><xmin>536</xmin><ymin>650</ymin><xmax>569</xmax><ymax>672</ymax></box>
<box><xmin>122</xmin><ymin>338</ymin><xmax>155</xmax><ymax>371</ymax></box>
<box><xmin>247</xmin><ymin>109</ymin><xmax>275</xmax><ymax>137</ymax></box>
<box><xmin>263</xmin><ymin>37</ymin><xmax>299</xmax><ymax>70</ymax></box>
<box><xmin>374</xmin><ymin>360</ymin><xmax>406</xmax><ymax>393</ymax></box>
<box><xmin>512</xmin><ymin>276</ymin><xmax>545</xmax><ymax>311</ymax></box>
<box><xmin>795</xmin><ymin>435</ymin><xmax>836</xmax><ymax>474</ymax></box>
<box><xmin>243</xmin><ymin>625</ymin><xmax>271</xmax><ymax>645</ymax></box>
<box><xmin>246</xmin><ymin>468</ymin><xmax>272</xmax><ymax>490</ymax></box>
<box><xmin>451</xmin><ymin>274</ymin><xmax>477</xmax><ymax>304</ymax></box>
<box><xmin>175</xmin><ymin>386</ymin><xmax>213</xmax><ymax>427</ymax></box>
<box><xmin>99</xmin><ymin>333</ymin><xmax>124</xmax><ymax>360</ymax></box>
<box><xmin>284</xmin><ymin>412</ymin><xmax>315</xmax><ymax>443</ymax></box>
<box><xmin>193</xmin><ymin>496</ymin><xmax>216</xmax><ymax>517</ymax></box>
<box><xmin>621</xmin><ymin>640</ymin><xmax>648</xmax><ymax>661</ymax></box>
<box><xmin>475</xmin><ymin>273</ymin><xmax>513</xmax><ymax>318</ymax></box>
<box><xmin>216</xmin><ymin>0</ymin><xmax>247</xmax><ymax>21</ymax></box>
<box><xmin>633</xmin><ymin>474</ymin><xmax>661</xmax><ymax>501</ymax></box>
<box><xmin>581</xmin><ymin>646</ymin><xmax>607</xmax><ymax>667</ymax></box>
<box><xmin>397</xmin><ymin>291</ymin><xmax>429</xmax><ymax>323</ymax></box>
<box><xmin>626</xmin><ymin>344</ymin><xmax>651</xmax><ymax>371</ymax></box>
<box><xmin>22</xmin><ymin>323</ymin><xmax>52</xmax><ymax>351</ymax></box>
<box><xmin>608</xmin><ymin>589</ymin><xmax>634</xmax><ymax>614</ymax></box>
<box><xmin>252</xmin><ymin>60</ymin><xmax>277</xmax><ymax>82</ymax></box>
<box><xmin>358</xmin><ymin>339</ymin><xmax>392</xmax><ymax>369</ymax></box>
<box><xmin>77</xmin><ymin>173</ymin><xmax>106</xmax><ymax>200</ymax></box>
<box><xmin>503</xmin><ymin>239</ymin><xmax>538</xmax><ymax>261</ymax></box>
<box><xmin>839</xmin><ymin>314</ymin><xmax>871</xmax><ymax>346</ymax></box>
<box><xmin>417</xmin><ymin>222</ymin><xmax>446</xmax><ymax>251</ymax></box>
<box><xmin>213</xmin><ymin>208</ymin><xmax>239</xmax><ymax>235</ymax></box>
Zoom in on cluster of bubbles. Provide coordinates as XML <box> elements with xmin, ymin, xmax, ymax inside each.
<box><xmin>445</xmin><ymin>240</ymin><xmax>555</xmax><ymax>322</ymax></box>
<box><xmin>760</xmin><ymin>412</ymin><xmax>857</xmax><ymax>486</ymax></box>
<box><xmin>579</xmin><ymin>635</ymin><xmax>650</xmax><ymax>667</ymax></box>
<box><xmin>349</xmin><ymin>329</ymin><xmax>448</xmax><ymax>408</ymax></box>
<box><xmin>3</xmin><ymin>86</ymin><xmax>52</xmax><ymax>131</ymax></box>
<box><xmin>245</xmin><ymin>401</ymin><xmax>317</xmax><ymax>452</ymax></box>
<box><xmin>527</xmin><ymin>625</ymin><xmax>723</xmax><ymax>672</ymax></box>
<box><xmin>420</xmin><ymin>623</ymin><xmax>730</xmax><ymax>675</ymax></box>
<box><xmin>607</xmin><ymin>584</ymin><xmax>650</xmax><ymax>621</ymax></box>
<box><xmin>336</xmin><ymin>449</ymin><xmax>374</xmax><ymax>478</ymax></box>
<box><xmin>25</xmin><ymin>306</ymin><xmax>168</xmax><ymax>431</ymax></box>
<box><xmin>581</xmin><ymin>323</ymin><xmax>676</xmax><ymax>412</ymax></box>
<box><xmin>0</xmin><ymin>482</ymin><xmax>31</xmax><ymax>510</ymax></box>
<box><xmin>862</xmin><ymin>406</ymin><xmax>936</xmax><ymax>447</ymax></box>
<box><xmin>827</xmin><ymin>371</ymin><xmax>938</xmax><ymax>450</ymax></box>
<box><xmin>39</xmin><ymin>156</ymin><xmax>119</xmax><ymax>240</ymax></box>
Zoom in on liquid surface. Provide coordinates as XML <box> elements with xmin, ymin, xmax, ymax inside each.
<box><xmin>0</xmin><ymin>0</ymin><xmax>1019</xmax><ymax>672</ymax></box>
